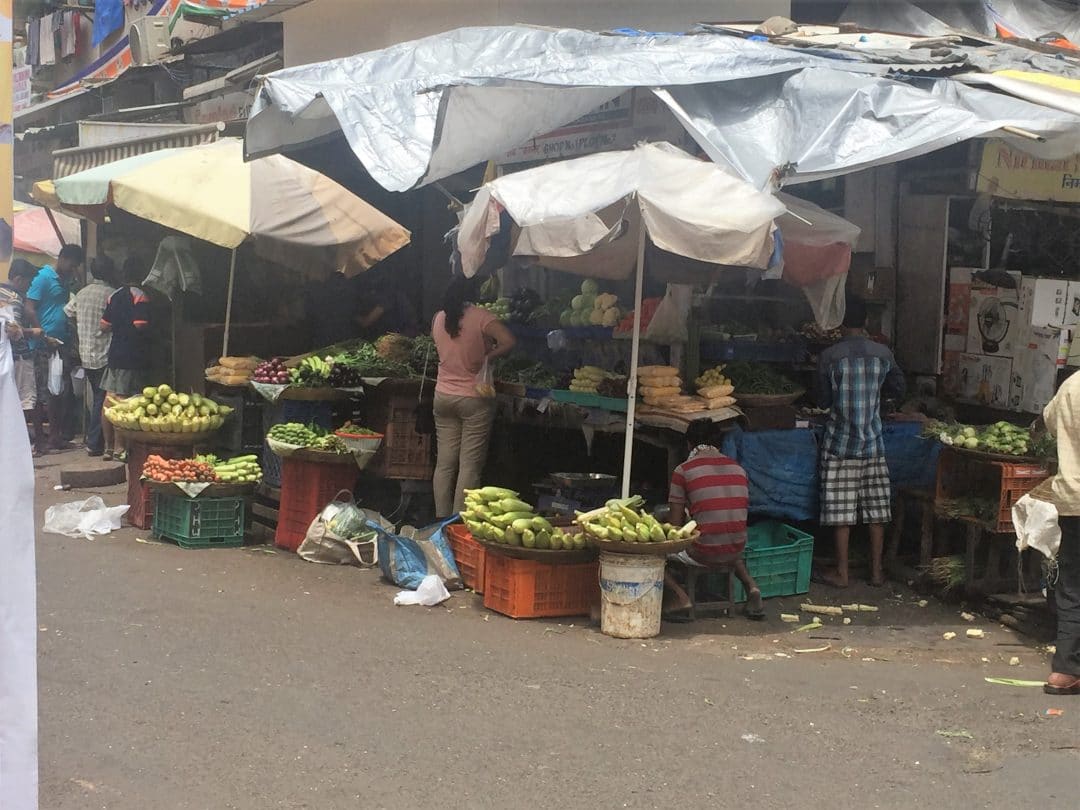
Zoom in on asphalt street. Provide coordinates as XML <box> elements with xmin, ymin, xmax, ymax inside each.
<box><xmin>31</xmin><ymin>450</ymin><xmax>1079</xmax><ymax>809</ymax></box>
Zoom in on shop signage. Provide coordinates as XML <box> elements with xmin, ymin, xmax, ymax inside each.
<box><xmin>502</xmin><ymin>89</ymin><xmax>685</xmax><ymax>165</ymax></box>
<box><xmin>12</xmin><ymin>65</ymin><xmax>29</xmax><ymax>112</ymax></box>
<box><xmin>977</xmin><ymin>138</ymin><xmax>1080</xmax><ymax>203</ymax></box>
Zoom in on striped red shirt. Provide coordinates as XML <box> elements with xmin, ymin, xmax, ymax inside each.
<box><xmin>669</xmin><ymin>448</ymin><xmax>748</xmax><ymax>559</ymax></box>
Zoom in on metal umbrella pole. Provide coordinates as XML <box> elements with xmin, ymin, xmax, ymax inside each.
<box><xmin>620</xmin><ymin>219</ymin><xmax>647</xmax><ymax>499</ymax></box>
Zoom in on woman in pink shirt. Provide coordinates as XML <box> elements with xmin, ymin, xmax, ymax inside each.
<box><xmin>431</xmin><ymin>276</ymin><xmax>516</xmax><ymax>516</ymax></box>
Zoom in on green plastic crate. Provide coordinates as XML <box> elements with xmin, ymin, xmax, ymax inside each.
<box><xmin>706</xmin><ymin>521</ymin><xmax>814</xmax><ymax>603</ymax></box>
<box><xmin>152</xmin><ymin>494</ymin><xmax>245</xmax><ymax>549</ymax></box>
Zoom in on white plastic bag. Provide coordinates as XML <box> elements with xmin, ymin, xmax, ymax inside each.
<box><xmin>1013</xmin><ymin>493</ymin><xmax>1061</xmax><ymax>560</ymax></box>
<box><xmin>393</xmin><ymin>574</ymin><xmax>451</xmax><ymax>606</ymax></box>
<box><xmin>643</xmin><ymin>284</ymin><xmax>691</xmax><ymax>344</ymax></box>
<box><xmin>47</xmin><ymin>351</ymin><xmax>64</xmax><ymax>396</ymax></box>
<box><xmin>475</xmin><ymin>357</ymin><xmax>495</xmax><ymax>397</ymax></box>
<box><xmin>43</xmin><ymin>497</ymin><xmax>129</xmax><ymax>540</ymax></box>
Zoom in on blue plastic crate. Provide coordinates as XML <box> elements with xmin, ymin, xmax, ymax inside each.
<box><xmin>262</xmin><ymin>439</ymin><xmax>283</xmax><ymax>488</ymax></box>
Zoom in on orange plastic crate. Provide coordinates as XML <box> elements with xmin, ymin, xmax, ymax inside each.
<box><xmin>274</xmin><ymin>458</ymin><xmax>358</xmax><ymax>552</ymax></box>
<box><xmin>482</xmin><ymin>553</ymin><xmax>598</xmax><ymax>619</ymax></box>
<box><xmin>126</xmin><ymin>443</ymin><xmax>188</xmax><ymax>529</ymax></box>
<box><xmin>447</xmin><ymin>524</ymin><xmax>486</xmax><ymax>593</ymax></box>
<box><xmin>997</xmin><ymin>462</ymin><xmax>1051</xmax><ymax>533</ymax></box>
<box><xmin>936</xmin><ymin>448</ymin><xmax>1049</xmax><ymax>533</ymax></box>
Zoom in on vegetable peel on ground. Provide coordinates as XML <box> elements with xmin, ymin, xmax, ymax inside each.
<box><xmin>983</xmin><ymin>677</ymin><xmax>1044</xmax><ymax>687</ymax></box>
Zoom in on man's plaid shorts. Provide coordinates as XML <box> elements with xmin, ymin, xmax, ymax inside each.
<box><xmin>819</xmin><ymin>452</ymin><xmax>892</xmax><ymax>526</ymax></box>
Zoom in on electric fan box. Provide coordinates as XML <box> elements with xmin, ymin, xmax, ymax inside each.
<box><xmin>965</xmin><ymin>284</ymin><xmax>1020</xmax><ymax>357</ymax></box>
<box><xmin>1019</xmin><ymin>277</ymin><xmax>1072</xmax><ymax>329</ymax></box>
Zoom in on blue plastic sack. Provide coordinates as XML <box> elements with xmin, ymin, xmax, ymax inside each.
<box><xmin>376</xmin><ymin>517</ymin><xmax>463</xmax><ymax>591</ymax></box>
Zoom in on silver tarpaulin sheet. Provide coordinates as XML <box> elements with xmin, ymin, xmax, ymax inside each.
<box><xmin>246</xmin><ymin>25</ymin><xmax>1080</xmax><ymax>192</ymax></box>
<box><xmin>245</xmin><ymin>26</ymin><xmax>856</xmax><ymax>190</ymax></box>
<box><xmin>841</xmin><ymin>1</ymin><xmax>1080</xmax><ymax>45</ymax></box>
<box><xmin>660</xmin><ymin>68</ymin><xmax>1080</xmax><ymax>187</ymax></box>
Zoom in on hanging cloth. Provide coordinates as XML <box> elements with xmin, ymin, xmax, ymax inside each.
<box><xmin>38</xmin><ymin>13</ymin><xmax>55</xmax><ymax>66</ymax></box>
<box><xmin>26</xmin><ymin>18</ymin><xmax>39</xmax><ymax>66</ymax></box>
<box><xmin>92</xmin><ymin>0</ymin><xmax>125</xmax><ymax>48</ymax></box>
<box><xmin>60</xmin><ymin>12</ymin><xmax>77</xmax><ymax>59</ymax></box>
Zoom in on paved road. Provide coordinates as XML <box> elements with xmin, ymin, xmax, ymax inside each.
<box><xmin>32</xmin><ymin>452</ymin><xmax>1078</xmax><ymax>809</ymax></box>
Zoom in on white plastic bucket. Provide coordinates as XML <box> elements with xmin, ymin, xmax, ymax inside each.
<box><xmin>599</xmin><ymin>552</ymin><xmax>665</xmax><ymax>639</ymax></box>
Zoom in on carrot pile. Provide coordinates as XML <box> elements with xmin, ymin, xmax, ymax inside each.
<box><xmin>142</xmin><ymin>455</ymin><xmax>219</xmax><ymax>483</ymax></box>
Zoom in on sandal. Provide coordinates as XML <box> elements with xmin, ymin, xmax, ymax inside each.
<box><xmin>113</xmin><ymin>450</ymin><xmax>128</xmax><ymax>464</ymax></box>
<box><xmin>103</xmin><ymin>450</ymin><xmax>113</xmax><ymax>461</ymax></box>
<box><xmin>1044</xmin><ymin>674</ymin><xmax>1080</xmax><ymax>696</ymax></box>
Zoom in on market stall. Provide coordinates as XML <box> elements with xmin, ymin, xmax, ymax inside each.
<box><xmin>32</xmin><ymin>140</ymin><xmax>413</xmax><ymax>539</ymax></box>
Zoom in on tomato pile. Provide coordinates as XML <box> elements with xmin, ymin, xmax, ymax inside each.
<box><xmin>142</xmin><ymin>455</ymin><xmax>219</xmax><ymax>483</ymax></box>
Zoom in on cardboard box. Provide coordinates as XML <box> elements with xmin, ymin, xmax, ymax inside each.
<box><xmin>1066</xmin><ymin>282</ymin><xmax>1080</xmax><ymax>328</ymax></box>
<box><xmin>944</xmin><ymin>352</ymin><xmax>1016</xmax><ymax>409</ymax></box>
<box><xmin>945</xmin><ymin>267</ymin><xmax>973</xmax><ymax>353</ymax></box>
<box><xmin>1012</xmin><ymin>326</ymin><xmax>1062</xmax><ymax>414</ymax></box>
<box><xmin>966</xmin><ymin>283</ymin><xmax>1020</xmax><ymax>357</ymax></box>
<box><xmin>1019</xmin><ymin>277</ymin><xmax>1070</xmax><ymax>328</ymax></box>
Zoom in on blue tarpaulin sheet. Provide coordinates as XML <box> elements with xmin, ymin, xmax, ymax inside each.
<box><xmin>721</xmin><ymin>422</ymin><xmax>940</xmax><ymax>522</ymax></box>
<box><xmin>93</xmin><ymin>0</ymin><xmax>126</xmax><ymax>48</ymax></box>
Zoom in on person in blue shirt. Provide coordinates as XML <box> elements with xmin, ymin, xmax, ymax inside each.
<box><xmin>26</xmin><ymin>244</ymin><xmax>85</xmax><ymax>451</ymax></box>
<box><xmin>815</xmin><ymin>297</ymin><xmax>905</xmax><ymax>588</ymax></box>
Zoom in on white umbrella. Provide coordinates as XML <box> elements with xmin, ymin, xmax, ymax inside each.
<box><xmin>458</xmin><ymin>142</ymin><xmax>786</xmax><ymax>497</ymax></box>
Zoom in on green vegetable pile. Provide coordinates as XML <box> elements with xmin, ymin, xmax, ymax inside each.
<box><xmin>721</xmin><ymin>361</ymin><xmax>801</xmax><ymax>395</ymax></box>
<box><xmin>494</xmin><ymin>355</ymin><xmax>558</xmax><ymax>388</ymax></box>
<box><xmin>333</xmin><ymin>343</ymin><xmax>412</xmax><ymax>378</ymax></box>
<box><xmin>924</xmin><ymin>420</ymin><xmax>1035</xmax><ymax>456</ymax></box>
<box><xmin>269</xmin><ymin>422</ymin><xmax>321</xmax><ymax>446</ymax></box>
<box><xmin>194</xmin><ymin>453</ymin><xmax>262</xmax><ymax>483</ymax></box>
<box><xmin>268</xmin><ymin>422</ymin><xmax>349</xmax><ymax>453</ymax></box>
<box><xmin>409</xmin><ymin>334</ymin><xmax>436</xmax><ymax>375</ymax></box>
<box><xmin>938</xmin><ymin>496</ymin><xmax>998</xmax><ymax>523</ymax></box>
<box><xmin>461</xmin><ymin>486</ymin><xmax>584</xmax><ymax>550</ymax></box>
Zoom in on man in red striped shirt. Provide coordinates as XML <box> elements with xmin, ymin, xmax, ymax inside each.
<box><xmin>667</xmin><ymin>421</ymin><xmax>764</xmax><ymax>619</ymax></box>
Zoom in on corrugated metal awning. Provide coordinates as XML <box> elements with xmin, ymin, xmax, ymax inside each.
<box><xmin>52</xmin><ymin>122</ymin><xmax>226</xmax><ymax>178</ymax></box>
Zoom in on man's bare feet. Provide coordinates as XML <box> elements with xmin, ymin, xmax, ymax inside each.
<box><xmin>663</xmin><ymin>589</ymin><xmax>692</xmax><ymax>613</ymax></box>
<box><xmin>813</xmin><ymin>569</ymin><xmax>848</xmax><ymax>588</ymax></box>
<box><xmin>744</xmin><ymin>588</ymin><xmax>765</xmax><ymax>620</ymax></box>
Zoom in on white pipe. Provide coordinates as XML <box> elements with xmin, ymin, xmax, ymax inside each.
<box><xmin>222</xmin><ymin>248</ymin><xmax>237</xmax><ymax>358</ymax></box>
<box><xmin>620</xmin><ymin>220</ymin><xmax>647</xmax><ymax>499</ymax></box>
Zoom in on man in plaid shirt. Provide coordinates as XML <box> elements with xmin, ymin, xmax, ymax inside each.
<box><xmin>816</xmin><ymin>298</ymin><xmax>905</xmax><ymax>588</ymax></box>
<box><xmin>65</xmin><ymin>257</ymin><xmax>117</xmax><ymax>456</ymax></box>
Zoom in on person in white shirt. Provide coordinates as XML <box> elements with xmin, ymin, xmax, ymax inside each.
<box><xmin>1041</xmin><ymin>370</ymin><xmax>1080</xmax><ymax>695</ymax></box>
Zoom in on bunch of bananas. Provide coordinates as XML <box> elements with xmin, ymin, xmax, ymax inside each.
<box><xmin>289</xmin><ymin>356</ymin><xmax>332</xmax><ymax>386</ymax></box>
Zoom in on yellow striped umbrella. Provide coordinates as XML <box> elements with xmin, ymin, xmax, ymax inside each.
<box><xmin>36</xmin><ymin>139</ymin><xmax>410</xmax><ymax>353</ymax></box>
